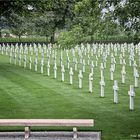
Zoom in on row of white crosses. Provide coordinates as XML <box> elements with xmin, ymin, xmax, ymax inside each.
<box><xmin>0</xmin><ymin>42</ymin><xmax>139</xmax><ymax>110</ymax></box>
<box><xmin>1</xmin><ymin>43</ymin><xmax>140</xmax><ymax>80</ymax></box>
<box><xmin>2</xmin><ymin>43</ymin><xmax>140</xmax><ymax>80</ymax></box>
<box><xmin>0</xmin><ymin>43</ymin><xmax>95</xmax><ymax>91</ymax></box>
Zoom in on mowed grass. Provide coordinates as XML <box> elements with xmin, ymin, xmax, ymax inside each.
<box><xmin>0</xmin><ymin>47</ymin><xmax>140</xmax><ymax>140</ymax></box>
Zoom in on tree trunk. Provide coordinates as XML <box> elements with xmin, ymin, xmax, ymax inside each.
<box><xmin>18</xmin><ymin>35</ymin><xmax>21</xmax><ymax>42</ymax></box>
<box><xmin>50</xmin><ymin>29</ymin><xmax>55</xmax><ymax>43</ymax></box>
<box><xmin>50</xmin><ymin>36</ymin><xmax>54</xmax><ymax>43</ymax></box>
<box><xmin>0</xmin><ymin>29</ymin><xmax>2</xmax><ymax>38</ymax></box>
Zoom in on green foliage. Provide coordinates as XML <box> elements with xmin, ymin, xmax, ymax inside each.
<box><xmin>57</xmin><ymin>31</ymin><xmax>74</xmax><ymax>48</ymax></box>
<box><xmin>0</xmin><ymin>0</ymin><xmax>140</xmax><ymax>42</ymax></box>
<box><xmin>57</xmin><ymin>25</ymin><xmax>83</xmax><ymax>48</ymax></box>
<box><xmin>9</xmin><ymin>12</ymin><xmax>28</xmax><ymax>40</ymax></box>
<box><xmin>0</xmin><ymin>36</ymin><xmax>47</xmax><ymax>43</ymax></box>
<box><xmin>74</xmin><ymin>0</ymin><xmax>102</xmax><ymax>41</ymax></box>
<box><xmin>109</xmin><ymin>0</ymin><xmax>140</xmax><ymax>40</ymax></box>
<box><xmin>1</xmin><ymin>29</ymin><xmax>10</xmax><ymax>35</ymax></box>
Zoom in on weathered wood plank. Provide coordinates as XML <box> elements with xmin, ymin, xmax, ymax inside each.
<box><xmin>0</xmin><ymin>119</ymin><xmax>94</xmax><ymax>127</ymax></box>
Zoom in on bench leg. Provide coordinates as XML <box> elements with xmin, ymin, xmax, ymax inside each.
<box><xmin>73</xmin><ymin>127</ymin><xmax>78</xmax><ymax>139</ymax></box>
<box><xmin>25</xmin><ymin>126</ymin><xmax>30</xmax><ymax>139</ymax></box>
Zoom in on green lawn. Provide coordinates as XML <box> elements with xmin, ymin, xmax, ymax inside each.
<box><xmin>0</xmin><ymin>47</ymin><xmax>140</xmax><ymax>140</ymax></box>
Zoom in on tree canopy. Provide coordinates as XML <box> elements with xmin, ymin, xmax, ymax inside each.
<box><xmin>0</xmin><ymin>0</ymin><xmax>140</xmax><ymax>43</ymax></box>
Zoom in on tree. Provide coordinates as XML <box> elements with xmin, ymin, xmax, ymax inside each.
<box><xmin>9</xmin><ymin>12</ymin><xmax>29</xmax><ymax>42</ymax></box>
<box><xmin>107</xmin><ymin>0</ymin><xmax>140</xmax><ymax>41</ymax></box>
<box><xmin>74</xmin><ymin>0</ymin><xmax>102</xmax><ymax>42</ymax></box>
<box><xmin>31</xmin><ymin>0</ymin><xmax>76</xmax><ymax>43</ymax></box>
<box><xmin>0</xmin><ymin>16</ymin><xmax>8</xmax><ymax>37</ymax></box>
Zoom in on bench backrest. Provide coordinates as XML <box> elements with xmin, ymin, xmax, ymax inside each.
<box><xmin>0</xmin><ymin>119</ymin><xmax>94</xmax><ymax>127</ymax></box>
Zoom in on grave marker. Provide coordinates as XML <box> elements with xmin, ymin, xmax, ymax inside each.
<box><xmin>128</xmin><ymin>85</ymin><xmax>135</xmax><ymax>111</ymax></box>
<box><xmin>82</xmin><ymin>59</ymin><xmax>86</xmax><ymax>73</ymax></box>
<box><xmin>113</xmin><ymin>80</ymin><xmax>119</xmax><ymax>103</ymax></box>
<box><xmin>54</xmin><ymin>62</ymin><xmax>57</xmax><ymax>79</ymax></box>
<box><xmin>110</xmin><ymin>65</ymin><xmax>114</xmax><ymax>80</ymax></box>
<box><xmin>40</xmin><ymin>59</ymin><xmax>44</xmax><ymax>74</ymax></box>
<box><xmin>29</xmin><ymin>56</ymin><xmax>32</xmax><ymax>70</ymax></box>
<box><xmin>69</xmin><ymin>67</ymin><xmax>73</xmax><ymax>85</ymax></box>
<box><xmin>78</xmin><ymin>70</ymin><xmax>83</xmax><ymax>89</ymax></box>
<box><xmin>100</xmin><ymin>76</ymin><xmax>105</xmax><ymax>97</ymax></box>
<box><xmin>47</xmin><ymin>60</ymin><xmax>50</xmax><ymax>76</ymax></box>
<box><xmin>34</xmin><ymin>57</ymin><xmax>38</xmax><ymax>72</ymax></box>
<box><xmin>61</xmin><ymin>65</ymin><xmax>65</xmax><ymax>82</ymax></box>
<box><xmin>89</xmin><ymin>73</ymin><xmax>93</xmax><ymax>93</ymax></box>
<box><xmin>23</xmin><ymin>54</ymin><xmax>26</xmax><ymax>68</ymax></box>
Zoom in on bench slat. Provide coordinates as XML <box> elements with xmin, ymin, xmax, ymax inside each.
<box><xmin>0</xmin><ymin>119</ymin><xmax>94</xmax><ymax>127</ymax></box>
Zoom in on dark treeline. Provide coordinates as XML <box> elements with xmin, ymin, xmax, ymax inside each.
<box><xmin>0</xmin><ymin>0</ymin><xmax>140</xmax><ymax>47</ymax></box>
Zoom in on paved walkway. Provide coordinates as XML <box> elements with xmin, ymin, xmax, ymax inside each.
<box><xmin>0</xmin><ymin>131</ymin><xmax>101</xmax><ymax>140</ymax></box>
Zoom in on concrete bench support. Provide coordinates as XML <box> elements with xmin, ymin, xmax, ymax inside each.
<box><xmin>25</xmin><ymin>126</ymin><xmax>30</xmax><ymax>139</ymax></box>
<box><xmin>73</xmin><ymin>127</ymin><xmax>78</xmax><ymax>139</ymax></box>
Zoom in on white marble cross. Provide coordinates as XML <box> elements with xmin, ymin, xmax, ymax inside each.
<box><xmin>133</xmin><ymin>61</ymin><xmax>137</xmax><ymax>77</ymax></box>
<box><xmin>122</xmin><ymin>58</ymin><xmax>126</xmax><ymax>66</ymax></box>
<box><xmin>40</xmin><ymin>59</ymin><xmax>44</xmax><ymax>74</ymax></box>
<box><xmin>103</xmin><ymin>55</ymin><xmax>107</xmax><ymax>68</ymax></box>
<box><xmin>10</xmin><ymin>50</ymin><xmax>12</xmax><ymax>64</ymax></box>
<box><xmin>88</xmin><ymin>55</ymin><xmax>90</xmax><ymax>65</ymax></box>
<box><xmin>114</xmin><ymin>47</ymin><xmax>118</xmax><ymax>56</ymax></box>
<box><xmin>61</xmin><ymin>65</ymin><xmax>65</xmax><ymax>82</ymax></box>
<box><xmin>100</xmin><ymin>76</ymin><xmax>105</xmax><ymax>97</ymax></box>
<box><xmin>29</xmin><ymin>56</ymin><xmax>32</xmax><ymax>70</ymax></box>
<box><xmin>111</xmin><ymin>57</ymin><xmax>116</xmax><ymax>71</ymax></box>
<box><xmin>96</xmin><ymin>55</ymin><xmax>98</xmax><ymax>67</ymax></box>
<box><xmin>34</xmin><ymin>57</ymin><xmax>38</xmax><ymax>72</ymax></box>
<box><xmin>82</xmin><ymin>59</ymin><xmax>86</xmax><ymax>73</ymax></box>
<box><xmin>129</xmin><ymin>55</ymin><xmax>133</xmax><ymax>66</ymax></box>
<box><xmin>89</xmin><ymin>73</ymin><xmax>93</xmax><ymax>93</ymax></box>
<box><xmin>18</xmin><ymin>53</ymin><xmax>21</xmax><ymax>66</ymax></box>
<box><xmin>100</xmin><ymin>63</ymin><xmax>104</xmax><ymax>78</ymax></box>
<box><xmin>69</xmin><ymin>67</ymin><xmax>74</xmax><ymax>85</ymax></box>
<box><xmin>53</xmin><ymin>55</ymin><xmax>56</xmax><ymax>65</ymax></box>
<box><xmin>66</xmin><ymin>57</ymin><xmax>70</xmax><ymax>69</ymax></box>
<box><xmin>41</xmin><ymin>51</ymin><xmax>44</xmax><ymax>60</ymax></box>
<box><xmin>128</xmin><ymin>85</ymin><xmax>135</xmax><ymax>111</ymax></box>
<box><xmin>121</xmin><ymin>67</ymin><xmax>126</xmax><ymax>84</ymax></box>
<box><xmin>54</xmin><ymin>62</ymin><xmax>57</xmax><ymax>79</ymax></box>
<box><xmin>74</xmin><ymin>58</ymin><xmax>77</xmax><ymax>71</ymax></box>
<box><xmin>110</xmin><ymin>65</ymin><xmax>114</xmax><ymax>80</ymax></box>
<box><xmin>35</xmin><ymin>49</ymin><xmax>38</xmax><ymax>57</ymax></box>
<box><xmin>80</xmin><ymin>56</ymin><xmax>83</xmax><ymax>64</ymax></box>
<box><xmin>47</xmin><ymin>60</ymin><xmax>50</xmax><ymax>76</ymax></box>
<box><xmin>60</xmin><ymin>56</ymin><xmax>63</xmax><ymax>68</ymax></box>
<box><xmin>113</xmin><ymin>80</ymin><xmax>119</xmax><ymax>103</ymax></box>
<box><xmin>134</xmin><ymin>69</ymin><xmax>139</xmax><ymax>87</ymax></box>
<box><xmin>78</xmin><ymin>70</ymin><xmax>83</xmax><ymax>89</ymax></box>
<box><xmin>14</xmin><ymin>52</ymin><xmax>17</xmax><ymax>65</ymax></box>
<box><xmin>119</xmin><ymin>54</ymin><xmax>123</xmax><ymax>65</ymax></box>
<box><xmin>30</xmin><ymin>46</ymin><xmax>33</xmax><ymax>55</ymax></box>
<box><xmin>23</xmin><ymin>54</ymin><xmax>26</xmax><ymax>68</ymax></box>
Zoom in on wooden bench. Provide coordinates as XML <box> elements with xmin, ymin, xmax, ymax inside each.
<box><xmin>0</xmin><ymin>119</ymin><xmax>94</xmax><ymax>139</ymax></box>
